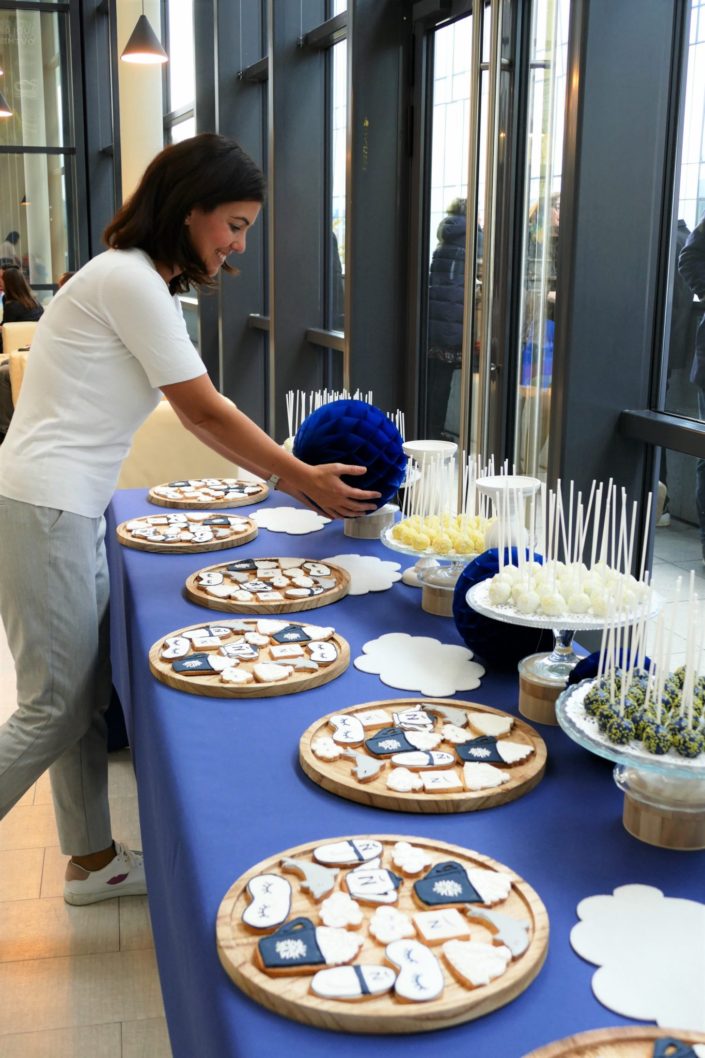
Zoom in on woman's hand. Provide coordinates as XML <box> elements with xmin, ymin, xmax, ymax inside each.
<box><xmin>280</xmin><ymin>463</ymin><xmax>380</xmax><ymax>520</ymax></box>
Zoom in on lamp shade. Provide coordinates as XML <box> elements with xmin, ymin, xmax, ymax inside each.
<box><xmin>0</xmin><ymin>89</ymin><xmax>12</xmax><ymax>118</ymax></box>
<box><xmin>120</xmin><ymin>14</ymin><xmax>168</xmax><ymax>64</ymax></box>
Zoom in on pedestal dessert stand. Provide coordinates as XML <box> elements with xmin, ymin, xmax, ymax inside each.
<box><xmin>381</xmin><ymin>527</ymin><xmax>479</xmax><ymax>617</ymax></box>
<box><xmin>466</xmin><ymin>581</ymin><xmax>661</xmax><ymax>725</ymax></box>
<box><xmin>556</xmin><ymin>680</ymin><xmax>705</xmax><ymax>851</ymax></box>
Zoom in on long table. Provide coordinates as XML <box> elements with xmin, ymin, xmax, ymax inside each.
<box><xmin>106</xmin><ymin>489</ymin><xmax>705</xmax><ymax>1058</ymax></box>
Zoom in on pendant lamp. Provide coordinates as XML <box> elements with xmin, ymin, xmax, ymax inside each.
<box><xmin>0</xmin><ymin>89</ymin><xmax>11</xmax><ymax>118</ymax></box>
<box><xmin>120</xmin><ymin>4</ymin><xmax>168</xmax><ymax>64</ymax></box>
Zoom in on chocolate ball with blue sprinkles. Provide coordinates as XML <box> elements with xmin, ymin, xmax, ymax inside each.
<box><xmin>605</xmin><ymin>715</ymin><xmax>635</xmax><ymax>745</ymax></box>
<box><xmin>672</xmin><ymin>729</ymin><xmax>705</xmax><ymax>758</ymax></box>
<box><xmin>641</xmin><ymin>722</ymin><xmax>673</xmax><ymax>755</ymax></box>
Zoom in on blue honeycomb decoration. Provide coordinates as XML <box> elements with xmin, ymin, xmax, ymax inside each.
<box><xmin>293</xmin><ymin>399</ymin><xmax>407</xmax><ymax>509</ymax></box>
<box><xmin>452</xmin><ymin>548</ymin><xmax>553</xmax><ymax>669</ymax></box>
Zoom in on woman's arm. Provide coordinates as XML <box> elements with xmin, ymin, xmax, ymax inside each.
<box><xmin>161</xmin><ymin>374</ymin><xmax>380</xmax><ymax>519</ymax></box>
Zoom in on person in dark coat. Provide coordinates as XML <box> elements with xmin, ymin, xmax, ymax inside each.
<box><xmin>678</xmin><ymin>213</ymin><xmax>705</xmax><ymax>564</ymax></box>
<box><xmin>0</xmin><ymin>267</ymin><xmax>43</xmax><ymax>348</ymax></box>
<box><xmin>426</xmin><ymin>198</ymin><xmax>483</xmax><ymax>439</ymax></box>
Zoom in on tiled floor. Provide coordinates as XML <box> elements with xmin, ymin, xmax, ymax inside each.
<box><xmin>0</xmin><ymin>622</ymin><xmax>173</xmax><ymax>1058</ymax></box>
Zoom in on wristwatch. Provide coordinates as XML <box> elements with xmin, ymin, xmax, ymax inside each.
<box><xmin>266</xmin><ymin>473</ymin><xmax>280</xmax><ymax>491</ymax></box>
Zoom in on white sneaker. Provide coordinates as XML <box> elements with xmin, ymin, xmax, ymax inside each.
<box><xmin>656</xmin><ymin>511</ymin><xmax>671</xmax><ymax>527</ymax></box>
<box><xmin>64</xmin><ymin>842</ymin><xmax>147</xmax><ymax>905</ymax></box>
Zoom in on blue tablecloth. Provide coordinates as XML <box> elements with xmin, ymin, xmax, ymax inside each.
<box><xmin>106</xmin><ymin>489</ymin><xmax>705</xmax><ymax>1058</ymax></box>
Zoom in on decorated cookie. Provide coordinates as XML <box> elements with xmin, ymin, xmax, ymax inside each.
<box><xmin>242</xmin><ymin>874</ymin><xmax>292</xmax><ymax>932</ymax></box>
<box><xmin>310</xmin><ymin>963</ymin><xmax>397</xmax><ymax>1001</ymax></box>
<box><xmin>280</xmin><ymin>858</ymin><xmax>339</xmax><ymax>901</ymax></box>
<box><xmin>313</xmin><ymin>839</ymin><xmax>384</xmax><ymax>866</ymax></box>
<box><xmin>462</xmin><ymin>762</ymin><xmax>511</xmax><ymax>791</ymax></box>
<box><xmin>391</xmin><ymin>842</ymin><xmax>433</xmax><ymax>877</ymax></box>
<box><xmin>253</xmin><ymin>662</ymin><xmax>293</xmax><ymax>683</ymax></box>
<box><xmin>390</xmin><ymin>750</ymin><xmax>456</xmax><ymax>770</ymax></box>
<box><xmin>391</xmin><ymin>708</ymin><xmax>434</xmax><ymax>731</ymax></box>
<box><xmin>160</xmin><ymin>636</ymin><xmax>190</xmax><ymax>660</ymax></box>
<box><xmin>311</xmin><ymin>736</ymin><xmax>342</xmax><ymax>761</ymax></box>
<box><xmin>413</xmin><ymin>908</ymin><xmax>473</xmax><ymax>945</ymax></box>
<box><xmin>420</xmin><ymin>771</ymin><xmax>464</xmax><ymax>793</ymax></box>
<box><xmin>256</xmin><ymin>918</ymin><xmax>362</xmax><ymax>975</ymax></box>
<box><xmin>149</xmin><ymin>477</ymin><xmax>268</xmax><ymax>509</ymax></box>
<box><xmin>456</xmin><ymin>736</ymin><xmax>533</xmax><ymax>765</ymax></box>
<box><xmin>386</xmin><ymin>767</ymin><xmax>424</xmax><ymax>793</ymax></box>
<box><xmin>413</xmin><ymin>861</ymin><xmax>489</xmax><ymax>908</ymax></box>
<box><xmin>329</xmin><ymin>714</ymin><xmax>365</xmax><ymax>746</ymax></box>
<box><xmin>340</xmin><ymin>748</ymin><xmax>386</xmax><ymax>783</ymax></box>
<box><xmin>344</xmin><ymin>858</ymin><xmax>403</xmax><ymax>906</ymax></box>
<box><xmin>220</xmin><ymin>667</ymin><xmax>254</xmax><ymax>685</ymax></box>
<box><xmin>464</xmin><ymin>906</ymin><xmax>531</xmax><ymax>957</ymax></box>
<box><xmin>441</xmin><ymin>939</ymin><xmax>512</xmax><ymax>988</ymax></box>
<box><xmin>118</xmin><ymin>511</ymin><xmax>256</xmax><ymax>552</ymax></box>
<box><xmin>425</xmin><ymin>703</ymin><xmax>469</xmax><ymax>728</ymax></box>
<box><xmin>319</xmin><ymin>892</ymin><xmax>364</xmax><ymax>929</ymax></box>
<box><xmin>385</xmin><ymin>940</ymin><xmax>445</xmax><ymax>1002</ymax></box>
<box><xmin>466</xmin><ymin>711</ymin><xmax>514</xmax><ymax>737</ymax></box>
<box><xmin>308</xmin><ymin>640</ymin><xmax>339</xmax><ymax>665</ymax></box>
<box><xmin>365</xmin><ymin>727</ymin><xmax>418</xmax><ymax>757</ymax></box>
<box><xmin>353</xmin><ymin>708</ymin><xmax>390</xmax><ymax>728</ymax></box>
<box><xmin>440</xmin><ymin>723</ymin><xmax>472</xmax><ymax>745</ymax></box>
<box><xmin>368</xmin><ymin>906</ymin><xmax>415</xmax><ymax>944</ymax></box>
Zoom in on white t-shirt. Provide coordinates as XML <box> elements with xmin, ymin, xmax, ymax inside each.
<box><xmin>0</xmin><ymin>248</ymin><xmax>207</xmax><ymax>517</ymax></box>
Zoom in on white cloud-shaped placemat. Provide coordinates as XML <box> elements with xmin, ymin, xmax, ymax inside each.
<box><xmin>252</xmin><ymin>507</ymin><xmax>331</xmax><ymax>535</ymax></box>
<box><xmin>354</xmin><ymin>632</ymin><xmax>484</xmax><ymax>696</ymax></box>
<box><xmin>571</xmin><ymin>884</ymin><xmax>705</xmax><ymax>1030</ymax></box>
<box><xmin>322</xmin><ymin>554</ymin><xmax>402</xmax><ymax>595</ymax></box>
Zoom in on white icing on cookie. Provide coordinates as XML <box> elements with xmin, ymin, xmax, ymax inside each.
<box><xmin>413</xmin><ymin>908</ymin><xmax>473</xmax><ymax>945</ymax></box>
<box><xmin>463</xmin><ymin>762</ymin><xmax>511</xmax><ymax>791</ymax></box>
<box><xmin>391</xmin><ymin>708</ymin><xmax>434</xmax><ymax>731</ymax></box>
<box><xmin>160</xmin><ymin>636</ymin><xmax>190</xmax><ymax>659</ymax></box>
<box><xmin>256</xmin><ymin>619</ymin><xmax>290</xmax><ymax>635</ymax></box>
<box><xmin>315</xmin><ymin>926</ymin><xmax>363</xmax><ymax>965</ymax></box>
<box><xmin>368</xmin><ymin>906</ymin><xmax>415</xmax><ymax>944</ymax></box>
<box><xmin>253</xmin><ymin>663</ymin><xmax>293</xmax><ymax>683</ymax></box>
<box><xmin>442</xmin><ymin>939</ymin><xmax>512</xmax><ymax>987</ymax></box>
<box><xmin>466</xmin><ymin>867</ymin><xmax>513</xmax><ymax>905</ymax></box>
<box><xmin>352</xmin><ymin>709</ymin><xmax>390</xmax><ymax>728</ymax></box>
<box><xmin>242</xmin><ymin>873</ymin><xmax>292</xmax><ymax>931</ymax></box>
<box><xmin>466</xmin><ymin>711</ymin><xmax>514</xmax><ymax>737</ymax></box>
<box><xmin>406</xmin><ymin>730</ymin><xmax>442</xmax><ymax>751</ymax></box>
<box><xmin>440</xmin><ymin>723</ymin><xmax>471</xmax><ymax>744</ymax></box>
<box><xmin>391</xmin><ymin>842</ymin><xmax>433</xmax><ymax>877</ymax></box>
<box><xmin>313</xmin><ymin>840</ymin><xmax>383</xmax><ymax>866</ymax></box>
<box><xmin>280</xmin><ymin>858</ymin><xmax>339</xmax><ymax>901</ymax></box>
<box><xmin>420</xmin><ymin>770</ymin><xmax>464</xmax><ymax>792</ymax></box>
<box><xmin>329</xmin><ymin>714</ymin><xmax>365</xmax><ymax>745</ymax></box>
<box><xmin>301</xmin><ymin>625</ymin><xmax>335</xmax><ymax>641</ymax></box>
<box><xmin>386</xmin><ymin>767</ymin><xmax>423</xmax><ymax>793</ymax></box>
<box><xmin>385</xmin><ymin>940</ymin><xmax>444</xmax><ymax>1002</ymax></box>
<box><xmin>198</xmin><ymin>571</ymin><xmax>224</xmax><ymax>586</ymax></box>
<box><xmin>319</xmin><ymin>892</ymin><xmax>364</xmax><ymax>929</ymax></box>
<box><xmin>344</xmin><ymin>859</ymin><xmax>402</xmax><ymax>905</ymax></box>
<box><xmin>496</xmin><ymin>739</ymin><xmax>533</xmax><ymax>763</ymax></box>
<box><xmin>311</xmin><ymin>736</ymin><xmax>342</xmax><ymax>761</ymax></box>
<box><xmin>269</xmin><ymin>643</ymin><xmax>304</xmax><ymax>659</ymax></box>
<box><xmin>307</xmin><ymin>641</ymin><xmax>338</xmax><ymax>665</ymax></box>
<box><xmin>310</xmin><ymin>964</ymin><xmax>396</xmax><ymax>1000</ymax></box>
<box><xmin>220</xmin><ymin>667</ymin><xmax>253</xmax><ymax>684</ymax></box>
<box><xmin>389</xmin><ymin>751</ymin><xmax>456</xmax><ymax>770</ymax></box>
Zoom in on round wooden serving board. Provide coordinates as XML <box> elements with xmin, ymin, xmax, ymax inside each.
<box><xmin>147</xmin><ymin>477</ymin><xmax>269</xmax><ymax>509</ymax></box>
<box><xmin>216</xmin><ymin>833</ymin><xmax>548</xmax><ymax>1034</ymax></box>
<box><xmin>149</xmin><ymin>618</ymin><xmax>349</xmax><ymax>698</ymax></box>
<box><xmin>184</xmin><ymin>557</ymin><xmax>350</xmax><ymax>614</ymax></box>
<box><xmin>521</xmin><ymin>1025</ymin><xmax>705</xmax><ymax>1057</ymax></box>
<box><xmin>116</xmin><ymin>512</ymin><xmax>257</xmax><ymax>554</ymax></box>
<box><xmin>299</xmin><ymin>698</ymin><xmax>546</xmax><ymax>813</ymax></box>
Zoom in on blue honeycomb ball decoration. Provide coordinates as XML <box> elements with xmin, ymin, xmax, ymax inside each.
<box><xmin>452</xmin><ymin>548</ymin><xmax>554</xmax><ymax>669</ymax></box>
<box><xmin>293</xmin><ymin>399</ymin><xmax>407</xmax><ymax>509</ymax></box>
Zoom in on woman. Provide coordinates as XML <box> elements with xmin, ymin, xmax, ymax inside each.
<box><xmin>0</xmin><ymin>267</ymin><xmax>44</xmax><ymax>353</ymax></box>
<box><xmin>0</xmin><ymin>134</ymin><xmax>378</xmax><ymax>906</ymax></box>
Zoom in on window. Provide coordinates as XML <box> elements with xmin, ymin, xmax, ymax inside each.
<box><xmin>163</xmin><ymin>0</ymin><xmax>194</xmax><ymax>145</ymax></box>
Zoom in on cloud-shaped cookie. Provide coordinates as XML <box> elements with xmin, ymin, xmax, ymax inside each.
<box><xmin>252</xmin><ymin>507</ymin><xmax>331</xmax><ymax>535</ymax></box>
<box><xmin>570</xmin><ymin>884</ymin><xmax>705</xmax><ymax>1030</ymax></box>
<box><xmin>354</xmin><ymin>633</ymin><xmax>484</xmax><ymax>696</ymax></box>
<box><xmin>322</xmin><ymin>553</ymin><xmax>402</xmax><ymax>595</ymax></box>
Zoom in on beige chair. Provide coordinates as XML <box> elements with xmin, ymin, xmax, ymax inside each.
<box><xmin>2</xmin><ymin>320</ymin><xmax>38</xmax><ymax>357</ymax></box>
<box><xmin>8</xmin><ymin>346</ymin><xmax>30</xmax><ymax>405</ymax></box>
<box><xmin>116</xmin><ymin>398</ymin><xmax>242</xmax><ymax>488</ymax></box>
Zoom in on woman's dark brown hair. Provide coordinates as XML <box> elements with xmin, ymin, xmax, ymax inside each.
<box><xmin>103</xmin><ymin>133</ymin><xmax>266</xmax><ymax>294</ymax></box>
<box><xmin>2</xmin><ymin>267</ymin><xmax>40</xmax><ymax>310</ymax></box>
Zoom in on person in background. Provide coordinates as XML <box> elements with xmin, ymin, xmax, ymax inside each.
<box><xmin>427</xmin><ymin>197</ymin><xmax>483</xmax><ymax>439</ymax></box>
<box><xmin>678</xmin><ymin>213</ymin><xmax>705</xmax><ymax>567</ymax></box>
<box><xmin>0</xmin><ymin>267</ymin><xmax>43</xmax><ymax>354</ymax></box>
<box><xmin>56</xmin><ymin>271</ymin><xmax>75</xmax><ymax>289</ymax></box>
<box><xmin>0</xmin><ymin>230</ymin><xmax>20</xmax><ymax>269</ymax></box>
<box><xmin>0</xmin><ymin>133</ymin><xmax>379</xmax><ymax>908</ymax></box>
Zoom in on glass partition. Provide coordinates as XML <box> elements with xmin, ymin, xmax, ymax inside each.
<box><xmin>0</xmin><ymin>8</ymin><xmax>71</xmax><ymax>148</ymax></box>
<box><xmin>512</xmin><ymin>0</ymin><xmax>570</xmax><ymax>478</ymax></box>
<box><xmin>329</xmin><ymin>38</ymin><xmax>346</xmax><ymax>333</ymax></box>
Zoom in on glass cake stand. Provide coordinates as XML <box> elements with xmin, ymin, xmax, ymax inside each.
<box><xmin>556</xmin><ymin>679</ymin><xmax>705</xmax><ymax>850</ymax></box>
<box><xmin>381</xmin><ymin>526</ymin><xmax>479</xmax><ymax>617</ymax></box>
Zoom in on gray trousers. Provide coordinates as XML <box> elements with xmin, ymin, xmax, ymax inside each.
<box><xmin>0</xmin><ymin>495</ymin><xmax>113</xmax><ymax>854</ymax></box>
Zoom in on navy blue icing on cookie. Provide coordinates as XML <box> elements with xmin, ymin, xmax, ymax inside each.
<box><xmin>652</xmin><ymin>1040</ymin><xmax>699</xmax><ymax>1058</ymax></box>
<box><xmin>172</xmin><ymin>653</ymin><xmax>213</xmax><ymax>675</ymax></box>
<box><xmin>364</xmin><ymin>727</ymin><xmax>417</xmax><ymax>757</ymax></box>
<box><xmin>455</xmin><ymin>736</ymin><xmax>505</xmax><ymax>764</ymax></box>
<box><xmin>227</xmin><ymin>559</ymin><xmax>258</xmax><ymax>571</ymax></box>
<box><xmin>271</xmin><ymin>624</ymin><xmax>313</xmax><ymax>644</ymax></box>
<box><xmin>413</xmin><ymin>861</ymin><xmax>482</xmax><ymax>906</ymax></box>
<box><xmin>202</xmin><ymin>516</ymin><xmax>232</xmax><ymax>526</ymax></box>
<box><xmin>258</xmin><ymin>917</ymin><xmax>325</xmax><ymax>970</ymax></box>
<box><xmin>167</xmin><ymin>480</ymin><xmax>192</xmax><ymax>487</ymax></box>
